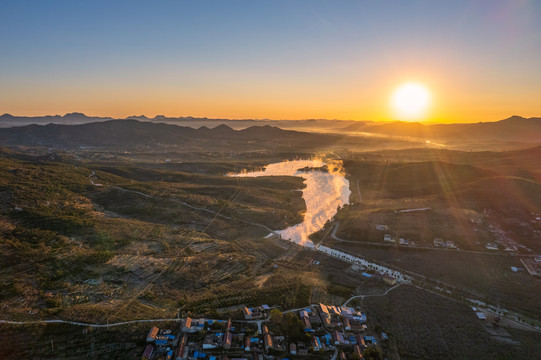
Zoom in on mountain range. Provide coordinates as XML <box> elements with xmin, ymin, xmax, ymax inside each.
<box><xmin>340</xmin><ymin>115</ymin><xmax>541</xmax><ymax>143</ymax></box>
<box><xmin>1</xmin><ymin>113</ymin><xmax>541</xmax><ymax>147</ymax></box>
<box><xmin>0</xmin><ymin>119</ymin><xmax>329</xmax><ymax>148</ymax></box>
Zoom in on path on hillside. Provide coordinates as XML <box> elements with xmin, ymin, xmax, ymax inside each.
<box><xmin>107</xmin><ymin>185</ymin><xmax>275</xmax><ymax>233</ymax></box>
<box><xmin>0</xmin><ymin>318</ymin><xmax>182</xmax><ymax>328</ymax></box>
<box><xmin>342</xmin><ymin>284</ymin><xmax>401</xmax><ymax>307</ymax></box>
<box><xmin>0</xmin><ymin>316</ymin><xmax>267</xmax><ymax>329</ymax></box>
<box><xmin>76</xmin><ymin>170</ymin><xmax>541</xmax><ymax>333</ymax></box>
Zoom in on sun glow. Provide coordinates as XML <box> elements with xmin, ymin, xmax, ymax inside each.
<box><xmin>391</xmin><ymin>82</ymin><xmax>431</xmax><ymax>121</ymax></box>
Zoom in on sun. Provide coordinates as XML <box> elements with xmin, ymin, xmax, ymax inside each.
<box><xmin>391</xmin><ymin>82</ymin><xmax>431</xmax><ymax>121</ymax></box>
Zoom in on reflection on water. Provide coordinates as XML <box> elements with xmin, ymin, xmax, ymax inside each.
<box><xmin>231</xmin><ymin>159</ymin><xmax>351</xmax><ymax>247</ymax></box>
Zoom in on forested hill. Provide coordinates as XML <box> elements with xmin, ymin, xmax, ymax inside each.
<box><xmin>0</xmin><ymin>120</ymin><xmax>333</xmax><ymax>148</ymax></box>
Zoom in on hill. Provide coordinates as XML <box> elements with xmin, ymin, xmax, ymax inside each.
<box><xmin>343</xmin><ymin>116</ymin><xmax>541</xmax><ymax>145</ymax></box>
<box><xmin>0</xmin><ymin>119</ymin><xmax>332</xmax><ymax>149</ymax></box>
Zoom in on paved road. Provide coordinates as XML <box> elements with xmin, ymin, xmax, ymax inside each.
<box><xmin>0</xmin><ymin>318</ymin><xmax>182</xmax><ymax>328</ymax></box>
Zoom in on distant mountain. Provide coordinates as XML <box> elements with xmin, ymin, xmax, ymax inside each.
<box><xmin>342</xmin><ymin>116</ymin><xmax>541</xmax><ymax>144</ymax></box>
<box><xmin>340</xmin><ymin>121</ymin><xmax>367</xmax><ymax>132</ymax></box>
<box><xmin>126</xmin><ymin>115</ymin><xmax>151</xmax><ymax>121</ymax></box>
<box><xmin>2</xmin><ymin>113</ymin><xmax>540</xmax><ymax>145</ymax></box>
<box><xmin>0</xmin><ymin>112</ymin><xmax>113</xmax><ymax>127</ymax></box>
<box><xmin>0</xmin><ymin>112</ymin><xmax>357</xmax><ymax>131</ymax></box>
<box><xmin>445</xmin><ymin>116</ymin><xmax>541</xmax><ymax>142</ymax></box>
<box><xmin>0</xmin><ymin>119</ymin><xmax>328</xmax><ymax>148</ymax></box>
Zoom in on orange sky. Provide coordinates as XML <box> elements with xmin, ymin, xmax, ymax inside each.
<box><xmin>1</xmin><ymin>1</ymin><xmax>540</xmax><ymax>123</ymax></box>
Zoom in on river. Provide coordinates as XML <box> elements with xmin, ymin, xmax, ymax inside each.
<box><xmin>230</xmin><ymin>159</ymin><xmax>351</xmax><ymax>247</ymax></box>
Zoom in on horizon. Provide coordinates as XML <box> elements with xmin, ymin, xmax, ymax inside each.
<box><xmin>1</xmin><ymin>1</ymin><xmax>540</xmax><ymax>123</ymax></box>
<box><xmin>0</xmin><ymin>111</ymin><xmax>539</xmax><ymax>125</ymax></box>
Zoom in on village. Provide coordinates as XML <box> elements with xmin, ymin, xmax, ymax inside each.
<box><xmin>141</xmin><ymin>303</ymin><xmax>386</xmax><ymax>360</ymax></box>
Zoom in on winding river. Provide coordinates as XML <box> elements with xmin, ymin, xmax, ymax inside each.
<box><xmin>231</xmin><ymin>159</ymin><xmax>351</xmax><ymax>247</ymax></box>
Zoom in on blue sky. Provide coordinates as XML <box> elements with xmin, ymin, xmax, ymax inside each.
<box><xmin>1</xmin><ymin>0</ymin><xmax>540</xmax><ymax>121</ymax></box>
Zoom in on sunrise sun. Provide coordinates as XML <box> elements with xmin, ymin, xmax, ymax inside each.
<box><xmin>391</xmin><ymin>82</ymin><xmax>431</xmax><ymax>121</ymax></box>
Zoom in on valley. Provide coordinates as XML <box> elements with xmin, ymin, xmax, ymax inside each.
<box><xmin>0</xmin><ymin>120</ymin><xmax>541</xmax><ymax>359</ymax></box>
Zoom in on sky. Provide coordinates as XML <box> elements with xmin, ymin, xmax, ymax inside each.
<box><xmin>1</xmin><ymin>0</ymin><xmax>540</xmax><ymax>123</ymax></box>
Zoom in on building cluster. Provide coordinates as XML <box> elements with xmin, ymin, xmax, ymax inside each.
<box><xmin>316</xmin><ymin>245</ymin><xmax>410</xmax><ymax>282</ymax></box>
<box><xmin>383</xmin><ymin>234</ymin><xmax>415</xmax><ymax>246</ymax></box>
<box><xmin>242</xmin><ymin>305</ymin><xmax>270</xmax><ymax>320</ymax></box>
<box><xmin>520</xmin><ymin>256</ymin><xmax>541</xmax><ymax>277</ymax></box>
<box><xmin>143</xmin><ymin>326</ymin><xmax>177</xmax><ymax>360</ymax></box>
<box><xmin>433</xmin><ymin>238</ymin><xmax>457</xmax><ymax>249</ymax></box>
<box><xmin>291</xmin><ymin>303</ymin><xmax>382</xmax><ymax>360</ymax></box>
<box><xmin>141</xmin><ymin>303</ymin><xmax>387</xmax><ymax>360</ymax></box>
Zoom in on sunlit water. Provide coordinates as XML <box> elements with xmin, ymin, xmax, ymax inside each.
<box><xmin>230</xmin><ymin>159</ymin><xmax>351</xmax><ymax>247</ymax></box>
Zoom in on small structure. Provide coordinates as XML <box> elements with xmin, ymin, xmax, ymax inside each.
<box><xmin>175</xmin><ymin>335</ymin><xmax>188</xmax><ymax>360</ymax></box>
<box><xmin>333</xmin><ymin>330</ymin><xmax>345</xmax><ymax>345</ymax></box>
<box><xmin>146</xmin><ymin>326</ymin><xmax>159</xmax><ymax>342</ymax></box>
<box><xmin>319</xmin><ymin>304</ymin><xmax>330</xmax><ymax>318</ymax></box>
<box><xmin>290</xmin><ymin>343</ymin><xmax>297</xmax><ymax>355</ymax></box>
<box><xmin>354</xmin><ymin>344</ymin><xmax>364</xmax><ymax>359</ymax></box>
<box><xmin>445</xmin><ymin>240</ymin><xmax>457</xmax><ymax>249</ymax></box>
<box><xmin>383</xmin><ymin>275</ymin><xmax>397</xmax><ymax>286</ymax></box>
<box><xmin>384</xmin><ymin>234</ymin><xmax>394</xmax><ymax>243</ymax></box>
<box><xmin>476</xmin><ymin>312</ymin><xmax>487</xmax><ymax>320</ymax></box>
<box><xmin>243</xmin><ymin>305</ymin><xmax>270</xmax><ymax>320</ymax></box>
<box><xmin>343</xmin><ymin>317</ymin><xmax>351</xmax><ymax>331</ymax></box>
<box><xmin>355</xmin><ymin>334</ymin><xmax>366</xmax><ymax>348</ymax></box>
<box><xmin>264</xmin><ymin>334</ymin><xmax>273</xmax><ymax>351</ymax></box>
<box><xmin>311</xmin><ymin>336</ymin><xmax>322</xmax><ymax>351</ymax></box>
<box><xmin>243</xmin><ymin>307</ymin><xmax>252</xmax><ymax>319</ymax></box>
<box><xmin>302</xmin><ymin>316</ymin><xmax>312</xmax><ymax>330</ymax></box>
<box><xmin>398</xmin><ymin>238</ymin><xmax>408</xmax><ymax>245</ymax></box>
<box><xmin>142</xmin><ymin>344</ymin><xmax>154</xmax><ymax>360</ymax></box>
<box><xmin>520</xmin><ymin>257</ymin><xmax>541</xmax><ymax>277</ymax></box>
<box><xmin>223</xmin><ymin>331</ymin><xmax>232</xmax><ymax>350</ymax></box>
<box><xmin>182</xmin><ymin>318</ymin><xmax>193</xmax><ymax>333</ymax></box>
<box><xmin>203</xmin><ymin>334</ymin><xmax>219</xmax><ymax>350</ymax></box>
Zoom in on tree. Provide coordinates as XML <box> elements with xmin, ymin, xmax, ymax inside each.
<box><xmin>282</xmin><ymin>313</ymin><xmax>305</xmax><ymax>342</ymax></box>
<box><xmin>363</xmin><ymin>346</ymin><xmax>383</xmax><ymax>360</ymax></box>
<box><xmin>270</xmin><ymin>308</ymin><xmax>283</xmax><ymax>326</ymax></box>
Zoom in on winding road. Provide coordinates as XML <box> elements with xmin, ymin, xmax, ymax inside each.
<box><xmin>342</xmin><ymin>284</ymin><xmax>401</xmax><ymax>307</ymax></box>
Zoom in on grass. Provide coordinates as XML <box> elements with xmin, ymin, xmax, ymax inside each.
<box><xmin>364</xmin><ymin>285</ymin><xmax>541</xmax><ymax>360</ymax></box>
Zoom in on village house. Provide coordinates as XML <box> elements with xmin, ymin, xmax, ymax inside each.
<box><xmin>264</xmin><ymin>334</ymin><xmax>273</xmax><ymax>351</ymax></box>
<box><xmin>383</xmin><ymin>275</ymin><xmax>397</xmax><ymax>286</ymax></box>
<box><xmin>311</xmin><ymin>336</ymin><xmax>322</xmax><ymax>351</ymax></box>
<box><xmin>354</xmin><ymin>344</ymin><xmax>364</xmax><ymax>359</ymax></box>
<box><xmin>290</xmin><ymin>343</ymin><xmax>297</xmax><ymax>355</ymax></box>
<box><xmin>242</xmin><ymin>305</ymin><xmax>270</xmax><ymax>320</ymax></box>
<box><xmin>142</xmin><ymin>344</ymin><xmax>154</xmax><ymax>360</ymax></box>
<box><xmin>146</xmin><ymin>326</ymin><xmax>159</xmax><ymax>342</ymax></box>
